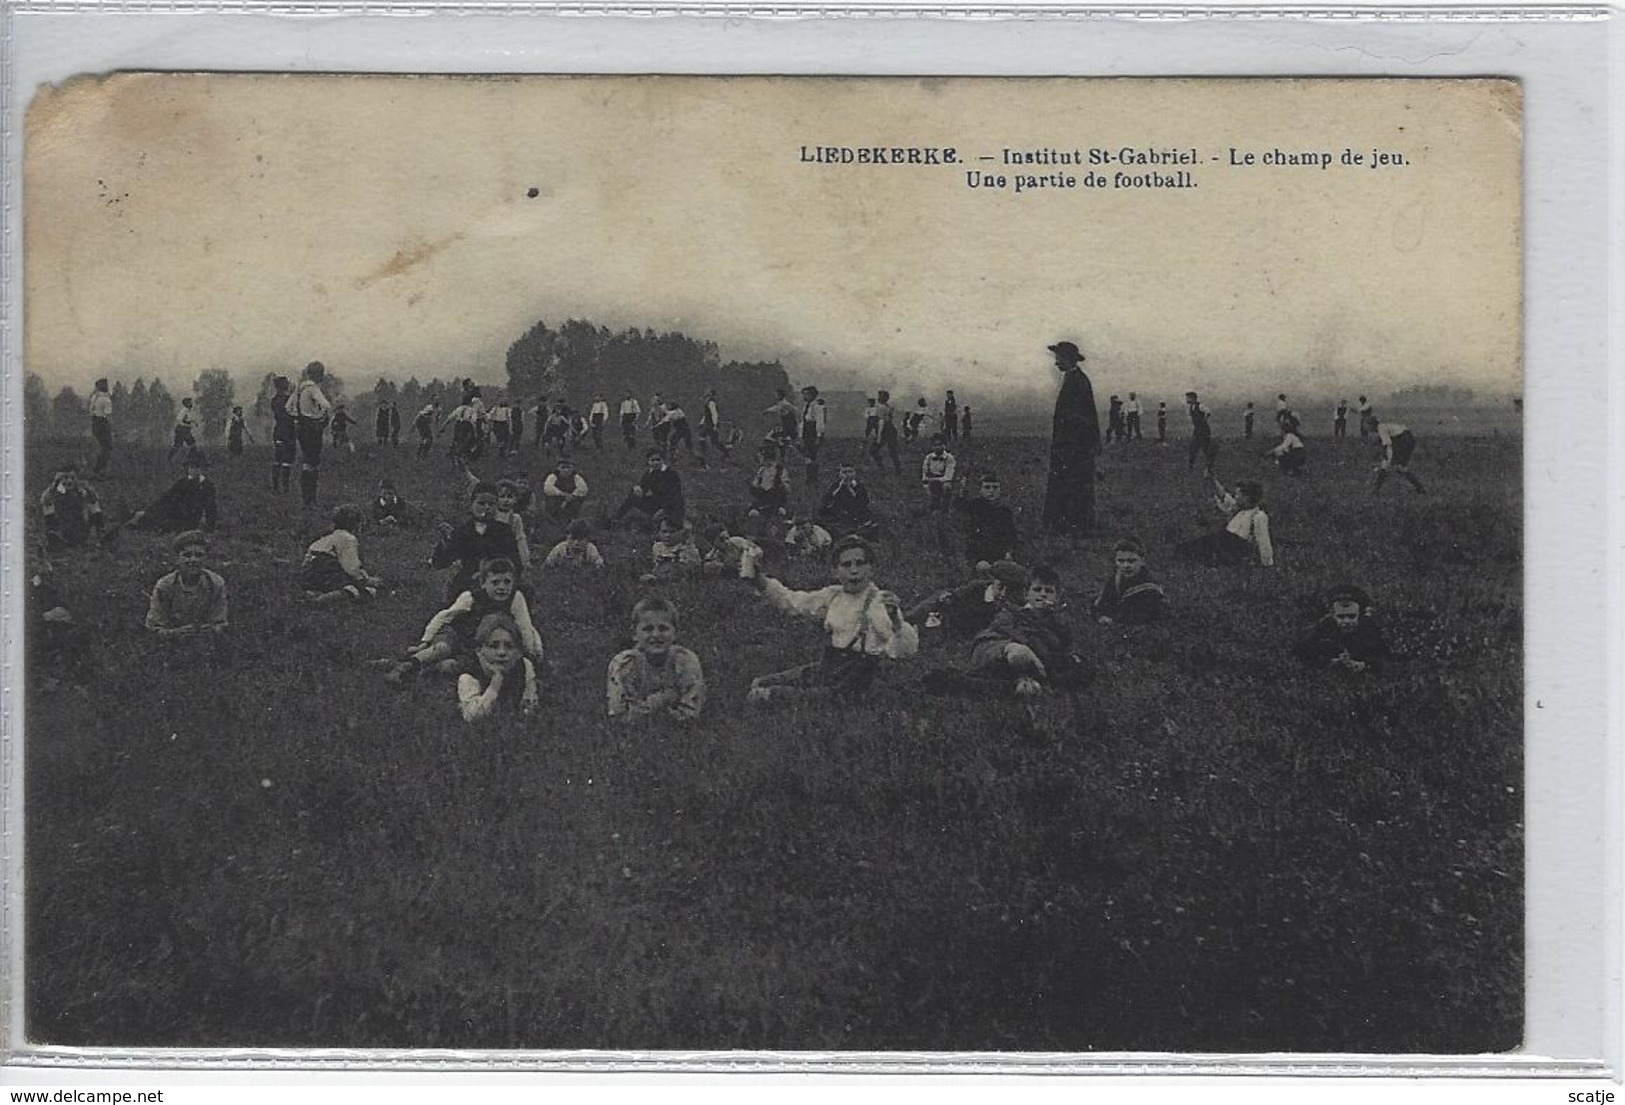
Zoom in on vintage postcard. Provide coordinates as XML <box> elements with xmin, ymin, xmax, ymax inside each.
<box><xmin>20</xmin><ymin>75</ymin><xmax>1520</xmax><ymax>1056</ymax></box>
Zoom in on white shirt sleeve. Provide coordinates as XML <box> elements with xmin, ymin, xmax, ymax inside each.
<box><xmin>420</xmin><ymin>591</ymin><xmax>474</xmax><ymax>644</ymax></box>
<box><xmin>509</xmin><ymin>591</ymin><xmax>545</xmax><ymax>658</ymax></box>
<box><xmin>761</xmin><ymin>578</ymin><xmax>836</xmax><ymax>621</ymax></box>
<box><xmin>1254</xmin><ymin>512</ymin><xmax>1275</xmax><ymax>567</ymax></box>
<box><xmin>458</xmin><ymin>673</ymin><xmax>499</xmax><ymax>721</ymax></box>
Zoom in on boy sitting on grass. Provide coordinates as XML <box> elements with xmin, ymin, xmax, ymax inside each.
<box><xmin>145</xmin><ymin>530</ymin><xmax>228</xmax><ymax>640</ymax></box>
<box><xmin>1293</xmin><ymin>583</ymin><xmax>1388</xmax><ymax>673</ymax></box>
<box><xmin>966</xmin><ymin>564</ymin><xmax>1081</xmax><ymax>697</ymax></box>
<box><xmin>541</xmin><ymin>458</ymin><xmax>589</xmax><ymax>523</ymax></box>
<box><xmin>606</xmin><ymin>596</ymin><xmax>707</xmax><ymax>722</ymax></box>
<box><xmin>371</xmin><ymin>478</ymin><xmax>416</xmax><ymax>527</ymax></box>
<box><xmin>784</xmin><ymin>514</ymin><xmax>833</xmax><ymax>559</ymax></box>
<box><xmin>301</xmin><ymin>504</ymin><xmax>383</xmax><ymax>605</ymax></box>
<box><xmin>542</xmin><ymin>518</ymin><xmax>605</xmax><ymax>570</ymax></box>
<box><xmin>615</xmin><ymin>449</ymin><xmax>686</xmax><ymax>529</ymax></box>
<box><xmin>818</xmin><ymin>462</ymin><xmax>879</xmax><ymax>541</ymax></box>
<box><xmin>376</xmin><ymin>556</ymin><xmax>543</xmax><ymax>680</ymax></box>
<box><xmin>953</xmin><ymin>469</ymin><xmax>1019</xmax><ymax>569</ymax></box>
<box><xmin>457</xmin><ymin>613</ymin><xmax>540</xmax><ymax>721</ymax></box>
<box><xmin>1091</xmin><ymin>538</ymin><xmax>1166</xmax><ymax>625</ymax></box>
<box><xmin>696</xmin><ymin>521</ymin><xmax>761</xmax><ymax>577</ymax></box>
<box><xmin>1175</xmin><ymin>477</ymin><xmax>1274</xmax><ymax>568</ymax></box>
<box><xmin>642</xmin><ymin>513</ymin><xmax>703</xmax><ymax>583</ymax></box>
<box><xmin>747</xmin><ymin>443</ymin><xmax>790</xmax><ymax>518</ymax></box>
<box><xmin>430</xmin><ymin>480</ymin><xmax>520</xmax><ymax>603</ymax></box>
<box><xmin>124</xmin><ymin>450</ymin><xmax>219</xmax><ymax>534</ymax></box>
<box><xmin>742</xmin><ymin>535</ymin><xmax>917</xmax><ymax>705</ymax></box>
<box><xmin>39</xmin><ymin>465</ymin><xmax>104</xmax><ymax>551</ymax></box>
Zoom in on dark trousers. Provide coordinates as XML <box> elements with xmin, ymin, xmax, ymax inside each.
<box><xmin>621</xmin><ymin>415</ymin><xmax>637</xmax><ymax>447</ymax></box>
<box><xmin>91</xmin><ymin>417</ymin><xmax>113</xmax><ymax>475</ymax></box>
<box><xmin>1187</xmin><ymin>433</ymin><xmax>1216</xmax><ymax>470</ymax></box>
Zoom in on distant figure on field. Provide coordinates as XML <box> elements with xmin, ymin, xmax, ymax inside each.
<box><xmin>225</xmin><ymin>405</ymin><xmax>253</xmax><ymax>456</ymax></box>
<box><xmin>168</xmin><ymin>397</ymin><xmax>200</xmax><ymax>464</ymax></box>
<box><xmin>89</xmin><ymin>378</ymin><xmax>114</xmax><ymax>477</ymax></box>
<box><xmin>289</xmin><ymin>361</ymin><xmax>333</xmax><ymax>505</ymax></box>
<box><xmin>1370</xmin><ymin>417</ymin><xmax>1426</xmax><ymax>494</ymax></box>
<box><xmin>1266</xmin><ymin>427</ymin><xmax>1307</xmax><ymax>476</ymax></box>
<box><xmin>1185</xmin><ymin>391</ymin><xmax>1218</xmax><ymax>474</ymax></box>
<box><xmin>942</xmin><ymin>389</ymin><xmax>959</xmax><ymax>441</ymax></box>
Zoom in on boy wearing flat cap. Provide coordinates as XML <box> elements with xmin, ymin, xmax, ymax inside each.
<box><xmin>1293</xmin><ymin>584</ymin><xmax>1388</xmax><ymax>672</ymax></box>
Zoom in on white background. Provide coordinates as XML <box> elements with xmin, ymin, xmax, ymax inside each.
<box><xmin>1</xmin><ymin>2</ymin><xmax>1617</xmax><ymax>1099</ymax></box>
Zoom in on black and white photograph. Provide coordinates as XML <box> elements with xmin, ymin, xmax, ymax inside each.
<box><xmin>19</xmin><ymin>73</ymin><xmax>1524</xmax><ymax>1055</ymax></box>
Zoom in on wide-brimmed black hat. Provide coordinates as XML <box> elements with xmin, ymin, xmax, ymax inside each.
<box><xmin>1047</xmin><ymin>341</ymin><xmax>1085</xmax><ymax>362</ymax></box>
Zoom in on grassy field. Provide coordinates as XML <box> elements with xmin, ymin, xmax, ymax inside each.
<box><xmin>23</xmin><ymin>422</ymin><xmax>1522</xmax><ymax>1053</ymax></box>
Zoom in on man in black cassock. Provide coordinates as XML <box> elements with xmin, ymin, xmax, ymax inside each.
<box><xmin>1041</xmin><ymin>340</ymin><xmax>1102</xmax><ymax>535</ymax></box>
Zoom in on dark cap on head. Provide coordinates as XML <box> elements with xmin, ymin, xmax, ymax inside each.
<box><xmin>988</xmin><ymin>560</ymin><xmax>1029</xmax><ymax>589</ymax></box>
<box><xmin>1047</xmin><ymin>341</ymin><xmax>1085</xmax><ymax>362</ymax></box>
<box><xmin>1325</xmin><ymin>583</ymin><xmax>1373</xmax><ymax>609</ymax></box>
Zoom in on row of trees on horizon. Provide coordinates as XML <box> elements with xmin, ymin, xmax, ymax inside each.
<box><xmin>23</xmin><ymin>312</ymin><xmax>1510</xmax><ymax>443</ymax></box>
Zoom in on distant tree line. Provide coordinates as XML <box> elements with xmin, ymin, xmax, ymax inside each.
<box><xmin>25</xmin><ymin>317</ymin><xmax>795</xmax><ymax>445</ymax></box>
<box><xmin>506</xmin><ymin>318</ymin><xmax>791</xmax><ymax>419</ymax></box>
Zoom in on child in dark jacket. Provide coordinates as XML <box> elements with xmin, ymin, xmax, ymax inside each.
<box><xmin>430</xmin><ymin>480</ymin><xmax>520</xmax><ymax>603</ymax></box>
<box><xmin>1091</xmin><ymin>538</ymin><xmax>1167</xmax><ymax>625</ymax></box>
<box><xmin>953</xmin><ymin>470</ymin><xmax>1019</xmax><ymax>568</ymax></box>
<box><xmin>616</xmin><ymin>450</ymin><xmax>686</xmax><ymax>527</ymax></box>
<box><xmin>819</xmin><ymin>462</ymin><xmax>879</xmax><ymax>540</ymax></box>
<box><xmin>1293</xmin><ymin>584</ymin><xmax>1388</xmax><ymax>672</ymax></box>
<box><xmin>908</xmin><ymin>559</ymin><xmax>1027</xmax><ymax>641</ymax></box>
<box><xmin>126</xmin><ymin>451</ymin><xmax>219</xmax><ymax>533</ymax></box>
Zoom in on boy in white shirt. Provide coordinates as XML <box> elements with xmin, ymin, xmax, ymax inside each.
<box><xmin>920</xmin><ymin>435</ymin><xmax>957</xmax><ymax>510</ymax></box>
<box><xmin>1177</xmin><ymin>477</ymin><xmax>1274</xmax><ymax>567</ymax></box>
<box><xmin>301</xmin><ymin>504</ymin><xmax>382</xmax><ymax>604</ymax></box>
<box><xmin>743</xmin><ymin>535</ymin><xmax>918</xmax><ymax>704</ymax></box>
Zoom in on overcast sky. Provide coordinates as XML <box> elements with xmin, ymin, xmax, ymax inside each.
<box><xmin>25</xmin><ymin>74</ymin><xmax>1520</xmax><ymax>402</ymax></box>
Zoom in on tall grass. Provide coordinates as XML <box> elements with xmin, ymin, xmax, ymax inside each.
<box><xmin>25</xmin><ymin>427</ymin><xmax>1521</xmax><ymax>1051</ymax></box>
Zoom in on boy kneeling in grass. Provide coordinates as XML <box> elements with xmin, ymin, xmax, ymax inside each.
<box><xmin>145</xmin><ymin>530</ymin><xmax>228</xmax><ymax>640</ymax></box>
<box><xmin>743</xmin><ymin>535</ymin><xmax>917</xmax><ymax>705</ymax></box>
<box><xmin>606</xmin><ymin>596</ymin><xmax>706</xmax><ymax>722</ymax></box>
<box><xmin>301</xmin><ymin>504</ymin><xmax>383</xmax><ymax>605</ymax></box>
